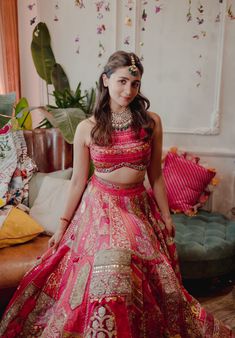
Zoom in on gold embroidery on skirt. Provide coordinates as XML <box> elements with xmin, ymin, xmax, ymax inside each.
<box><xmin>110</xmin><ymin>198</ymin><xmax>131</xmax><ymax>249</ymax></box>
<box><xmin>85</xmin><ymin>304</ymin><xmax>117</xmax><ymax>338</ymax></box>
<box><xmin>0</xmin><ymin>283</ymin><xmax>36</xmax><ymax>336</ymax></box>
<box><xmin>22</xmin><ymin>291</ymin><xmax>55</xmax><ymax>336</ymax></box>
<box><xmin>70</xmin><ymin>261</ymin><xmax>91</xmax><ymax>310</ymax></box>
<box><xmin>62</xmin><ymin>332</ymin><xmax>83</xmax><ymax>337</ymax></box>
<box><xmin>89</xmin><ymin>249</ymin><xmax>132</xmax><ymax>299</ymax></box>
<box><xmin>41</xmin><ymin>308</ymin><xmax>67</xmax><ymax>338</ymax></box>
<box><xmin>93</xmin><ymin>248</ymin><xmax>131</xmax><ymax>266</ymax></box>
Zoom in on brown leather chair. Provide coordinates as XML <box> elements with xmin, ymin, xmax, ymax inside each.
<box><xmin>0</xmin><ymin>128</ymin><xmax>73</xmax><ymax>316</ymax></box>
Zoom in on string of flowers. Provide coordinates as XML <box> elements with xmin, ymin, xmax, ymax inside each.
<box><xmin>94</xmin><ymin>1</ymin><xmax>110</xmax><ymax>67</ymax></box>
<box><xmin>123</xmin><ymin>0</ymin><xmax>134</xmax><ymax>49</ymax></box>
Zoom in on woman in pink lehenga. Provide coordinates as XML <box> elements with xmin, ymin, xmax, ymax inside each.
<box><xmin>0</xmin><ymin>51</ymin><xmax>234</xmax><ymax>338</ymax></box>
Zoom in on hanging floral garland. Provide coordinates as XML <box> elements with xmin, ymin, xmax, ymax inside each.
<box><xmin>186</xmin><ymin>0</ymin><xmax>207</xmax><ymax>88</ymax></box>
<box><xmin>94</xmin><ymin>1</ymin><xmax>111</xmax><ymax>67</ymax></box>
<box><xmin>227</xmin><ymin>1</ymin><xmax>235</xmax><ymax>19</ymax></box>
<box><xmin>139</xmin><ymin>0</ymin><xmax>164</xmax><ymax>62</ymax></box>
<box><xmin>27</xmin><ymin>1</ymin><xmax>37</xmax><ymax>26</ymax></box>
<box><xmin>73</xmin><ymin>0</ymin><xmax>86</xmax><ymax>54</ymax></box>
<box><xmin>75</xmin><ymin>0</ymin><xmax>85</xmax><ymax>9</ymax></box>
<box><xmin>139</xmin><ymin>0</ymin><xmax>148</xmax><ymax>62</ymax></box>
<box><xmin>53</xmin><ymin>0</ymin><xmax>60</xmax><ymax>22</ymax></box>
<box><xmin>123</xmin><ymin>0</ymin><xmax>134</xmax><ymax>49</ymax></box>
<box><xmin>186</xmin><ymin>0</ymin><xmax>231</xmax><ymax>88</ymax></box>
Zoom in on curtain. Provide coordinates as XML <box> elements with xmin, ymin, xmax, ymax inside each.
<box><xmin>0</xmin><ymin>0</ymin><xmax>21</xmax><ymax>100</ymax></box>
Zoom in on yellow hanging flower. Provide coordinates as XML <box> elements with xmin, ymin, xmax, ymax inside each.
<box><xmin>124</xmin><ymin>16</ymin><xmax>132</xmax><ymax>26</ymax></box>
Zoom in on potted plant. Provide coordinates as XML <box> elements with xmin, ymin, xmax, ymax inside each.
<box><xmin>30</xmin><ymin>22</ymin><xmax>96</xmax><ymax>144</ymax></box>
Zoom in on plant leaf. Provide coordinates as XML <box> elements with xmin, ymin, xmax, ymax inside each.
<box><xmin>37</xmin><ymin>117</ymin><xmax>53</xmax><ymax>128</ymax></box>
<box><xmin>75</xmin><ymin>82</ymin><xmax>82</xmax><ymax>97</ymax></box>
<box><xmin>46</xmin><ymin>107</ymin><xmax>86</xmax><ymax>143</ymax></box>
<box><xmin>83</xmin><ymin>87</ymin><xmax>96</xmax><ymax>117</ymax></box>
<box><xmin>51</xmin><ymin>63</ymin><xmax>70</xmax><ymax>92</ymax></box>
<box><xmin>31</xmin><ymin>22</ymin><xmax>56</xmax><ymax>84</ymax></box>
<box><xmin>15</xmin><ymin>97</ymin><xmax>32</xmax><ymax>130</ymax></box>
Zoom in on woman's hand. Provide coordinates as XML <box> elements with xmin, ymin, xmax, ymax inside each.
<box><xmin>48</xmin><ymin>228</ymin><xmax>65</xmax><ymax>251</ymax></box>
<box><xmin>162</xmin><ymin>215</ymin><xmax>176</xmax><ymax>237</ymax></box>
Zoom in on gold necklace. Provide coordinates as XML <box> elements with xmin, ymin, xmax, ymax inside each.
<box><xmin>111</xmin><ymin>107</ymin><xmax>132</xmax><ymax>131</ymax></box>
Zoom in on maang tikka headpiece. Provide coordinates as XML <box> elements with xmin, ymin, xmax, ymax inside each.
<box><xmin>128</xmin><ymin>54</ymin><xmax>138</xmax><ymax>76</ymax></box>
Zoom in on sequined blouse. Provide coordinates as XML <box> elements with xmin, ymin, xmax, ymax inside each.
<box><xmin>90</xmin><ymin>128</ymin><xmax>151</xmax><ymax>173</ymax></box>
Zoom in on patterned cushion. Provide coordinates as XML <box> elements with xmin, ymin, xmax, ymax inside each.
<box><xmin>0</xmin><ymin>124</ymin><xmax>36</xmax><ymax>210</ymax></box>
<box><xmin>163</xmin><ymin>151</ymin><xmax>216</xmax><ymax>215</ymax></box>
<box><xmin>0</xmin><ymin>122</ymin><xmax>17</xmax><ymax>208</ymax></box>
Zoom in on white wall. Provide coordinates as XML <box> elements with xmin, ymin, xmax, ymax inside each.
<box><xmin>18</xmin><ymin>0</ymin><xmax>235</xmax><ymax>216</ymax></box>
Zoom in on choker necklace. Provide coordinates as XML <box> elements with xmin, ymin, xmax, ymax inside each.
<box><xmin>111</xmin><ymin>107</ymin><xmax>132</xmax><ymax>131</ymax></box>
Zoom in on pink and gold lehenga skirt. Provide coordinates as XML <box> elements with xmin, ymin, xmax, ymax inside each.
<box><xmin>0</xmin><ymin>175</ymin><xmax>234</xmax><ymax>337</ymax></box>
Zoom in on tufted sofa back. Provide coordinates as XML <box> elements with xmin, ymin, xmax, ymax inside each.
<box><xmin>23</xmin><ymin>128</ymin><xmax>73</xmax><ymax>173</ymax></box>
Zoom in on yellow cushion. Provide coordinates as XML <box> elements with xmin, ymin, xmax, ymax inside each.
<box><xmin>0</xmin><ymin>207</ymin><xmax>44</xmax><ymax>248</ymax></box>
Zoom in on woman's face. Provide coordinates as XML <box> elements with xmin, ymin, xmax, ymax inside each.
<box><xmin>102</xmin><ymin>66</ymin><xmax>141</xmax><ymax>112</ymax></box>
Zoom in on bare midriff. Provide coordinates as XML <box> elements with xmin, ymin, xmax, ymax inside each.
<box><xmin>94</xmin><ymin>167</ymin><xmax>146</xmax><ymax>187</ymax></box>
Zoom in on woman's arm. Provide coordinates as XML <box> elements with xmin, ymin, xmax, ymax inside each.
<box><xmin>49</xmin><ymin>120</ymin><xmax>91</xmax><ymax>248</ymax></box>
<box><xmin>147</xmin><ymin>112</ymin><xmax>175</xmax><ymax>236</ymax></box>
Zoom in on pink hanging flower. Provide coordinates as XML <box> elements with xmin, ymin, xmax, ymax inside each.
<box><xmin>28</xmin><ymin>3</ymin><xmax>36</xmax><ymax>10</ymax></box>
<box><xmin>142</xmin><ymin>9</ymin><xmax>147</xmax><ymax>21</ymax></box>
<box><xmin>155</xmin><ymin>6</ymin><xmax>162</xmax><ymax>14</ymax></box>
<box><xmin>97</xmin><ymin>24</ymin><xmax>106</xmax><ymax>34</ymax></box>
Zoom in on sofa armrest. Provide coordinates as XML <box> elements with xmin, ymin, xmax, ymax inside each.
<box><xmin>0</xmin><ymin>234</ymin><xmax>50</xmax><ymax>289</ymax></box>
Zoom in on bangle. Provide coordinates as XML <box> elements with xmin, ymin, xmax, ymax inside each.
<box><xmin>60</xmin><ymin>217</ymin><xmax>70</xmax><ymax>223</ymax></box>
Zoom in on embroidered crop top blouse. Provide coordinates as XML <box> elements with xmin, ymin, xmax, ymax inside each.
<box><xmin>90</xmin><ymin>128</ymin><xmax>151</xmax><ymax>173</ymax></box>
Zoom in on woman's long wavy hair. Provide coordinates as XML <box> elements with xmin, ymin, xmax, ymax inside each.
<box><xmin>91</xmin><ymin>50</ymin><xmax>155</xmax><ymax>145</ymax></box>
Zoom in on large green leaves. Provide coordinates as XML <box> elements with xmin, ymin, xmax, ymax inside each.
<box><xmin>49</xmin><ymin>84</ymin><xmax>95</xmax><ymax>117</ymax></box>
<box><xmin>41</xmin><ymin>107</ymin><xmax>86</xmax><ymax>144</ymax></box>
<box><xmin>31</xmin><ymin>22</ymin><xmax>56</xmax><ymax>84</ymax></box>
<box><xmin>15</xmin><ymin>97</ymin><xmax>32</xmax><ymax>130</ymax></box>
<box><xmin>83</xmin><ymin>87</ymin><xmax>96</xmax><ymax>117</ymax></box>
<box><xmin>51</xmin><ymin>63</ymin><xmax>70</xmax><ymax>92</ymax></box>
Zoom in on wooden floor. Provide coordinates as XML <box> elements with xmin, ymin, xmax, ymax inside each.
<box><xmin>183</xmin><ymin>273</ymin><xmax>235</xmax><ymax>332</ymax></box>
<box><xmin>199</xmin><ymin>287</ymin><xmax>235</xmax><ymax>331</ymax></box>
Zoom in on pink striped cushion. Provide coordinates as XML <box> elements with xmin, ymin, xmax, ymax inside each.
<box><xmin>163</xmin><ymin>152</ymin><xmax>216</xmax><ymax>215</ymax></box>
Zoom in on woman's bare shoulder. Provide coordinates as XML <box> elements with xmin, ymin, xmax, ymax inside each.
<box><xmin>74</xmin><ymin>117</ymin><xmax>96</xmax><ymax>146</ymax></box>
<box><xmin>76</xmin><ymin>117</ymin><xmax>95</xmax><ymax>131</ymax></box>
<box><xmin>88</xmin><ymin>116</ymin><xmax>96</xmax><ymax>124</ymax></box>
<box><xmin>147</xmin><ymin>111</ymin><xmax>161</xmax><ymax>123</ymax></box>
<box><xmin>146</xmin><ymin>111</ymin><xmax>162</xmax><ymax>136</ymax></box>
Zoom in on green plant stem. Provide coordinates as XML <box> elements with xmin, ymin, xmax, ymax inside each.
<box><xmin>46</xmin><ymin>83</ymin><xmax>49</xmax><ymax>105</ymax></box>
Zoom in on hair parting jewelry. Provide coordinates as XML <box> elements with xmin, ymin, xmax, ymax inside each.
<box><xmin>128</xmin><ymin>54</ymin><xmax>138</xmax><ymax>76</ymax></box>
